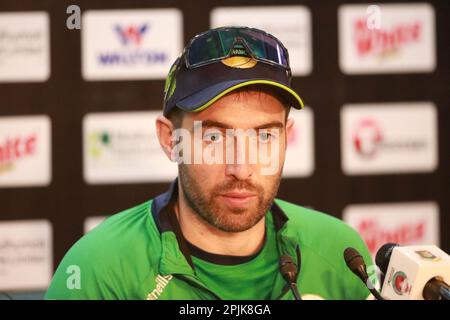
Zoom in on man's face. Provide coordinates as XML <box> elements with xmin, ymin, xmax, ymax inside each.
<box><xmin>175</xmin><ymin>89</ymin><xmax>293</xmax><ymax>232</ymax></box>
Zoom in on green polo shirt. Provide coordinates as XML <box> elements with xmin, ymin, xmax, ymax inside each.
<box><xmin>45</xmin><ymin>179</ymin><xmax>372</xmax><ymax>300</ymax></box>
<box><xmin>187</xmin><ymin>210</ymin><xmax>280</xmax><ymax>300</ymax></box>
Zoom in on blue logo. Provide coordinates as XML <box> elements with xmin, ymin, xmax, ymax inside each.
<box><xmin>97</xmin><ymin>23</ymin><xmax>168</xmax><ymax>66</ymax></box>
<box><xmin>114</xmin><ymin>24</ymin><xmax>148</xmax><ymax>46</ymax></box>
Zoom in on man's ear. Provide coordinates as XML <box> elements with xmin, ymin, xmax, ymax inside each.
<box><xmin>286</xmin><ymin>117</ymin><xmax>295</xmax><ymax>146</ymax></box>
<box><xmin>156</xmin><ymin>115</ymin><xmax>176</xmax><ymax>161</ymax></box>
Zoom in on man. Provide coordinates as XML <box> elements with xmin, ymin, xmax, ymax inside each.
<box><xmin>46</xmin><ymin>27</ymin><xmax>373</xmax><ymax>300</ymax></box>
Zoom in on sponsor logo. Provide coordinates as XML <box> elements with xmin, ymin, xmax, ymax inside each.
<box><xmin>341</xmin><ymin>102</ymin><xmax>437</xmax><ymax>174</ymax></box>
<box><xmin>97</xmin><ymin>23</ymin><xmax>167</xmax><ymax>66</ymax></box>
<box><xmin>0</xmin><ymin>115</ymin><xmax>51</xmax><ymax>187</ymax></box>
<box><xmin>147</xmin><ymin>274</ymin><xmax>173</xmax><ymax>300</ymax></box>
<box><xmin>0</xmin><ymin>12</ymin><xmax>50</xmax><ymax>82</ymax></box>
<box><xmin>87</xmin><ymin>130</ymin><xmax>154</xmax><ymax>159</ymax></box>
<box><xmin>353</xmin><ymin>18</ymin><xmax>422</xmax><ymax>58</ymax></box>
<box><xmin>339</xmin><ymin>4</ymin><xmax>436</xmax><ymax>73</ymax></box>
<box><xmin>82</xmin><ymin>9</ymin><xmax>182</xmax><ymax>80</ymax></box>
<box><xmin>352</xmin><ymin>119</ymin><xmax>383</xmax><ymax>158</ymax></box>
<box><xmin>0</xmin><ymin>134</ymin><xmax>37</xmax><ymax>173</ymax></box>
<box><xmin>115</xmin><ymin>24</ymin><xmax>148</xmax><ymax>46</ymax></box>
<box><xmin>352</xmin><ymin>118</ymin><xmax>427</xmax><ymax>159</ymax></box>
<box><xmin>343</xmin><ymin>202</ymin><xmax>440</xmax><ymax>257</ymax></box>
<box><xmin>83</xmin><ymin>111</ymin><xmax>177</xmax><ymax>184</ymax></box>
<box><xmin>0</xmin><ymin>220</ymin><xmax>52</xmax><ymax>291</ymax></box>
<box><xmin>356</xmin><ymin>219</ymin><xmax>425</xmax><ymax>255</ymax></box>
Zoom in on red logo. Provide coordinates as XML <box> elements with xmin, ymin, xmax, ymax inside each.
<box><xmin>392</xmin><ymin>271</ymin><xmax>412</xmax><ymax>295</ymax></box>
<box><xmin>353</xmin><ymin>18</ymin><xmax>422</xmax><ymax>57</ymax></box>
<box><xmin>353</xmin><ymin>119</ymin><xmax>383</xmax><ymax>158</ymax></box>
<box><xmin>357</xmin><ymin>219</ymin><xmax>426</xmax><ymax>255</ymax></box>
<box><xmin>0</xmin><ymin>134</ymin><xmax>37</xmax><ymax>169</ymax></box>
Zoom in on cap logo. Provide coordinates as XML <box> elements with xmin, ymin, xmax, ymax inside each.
<box><xmin>221</xmin><ymin>56</ymin><xmax>258</xmax><ymax>68</ymax></box>
<box><xmin>164</xmin><ymin>58</ymin><xmax>178</xmax><ymax>101</ymax></box>
<box><xmin>221</xmin><ymin>40</ymin><xmax>258</xmax><ymax>69</ymax></box>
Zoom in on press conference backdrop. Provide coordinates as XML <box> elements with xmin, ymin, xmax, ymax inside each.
<box><xmin>0</xmin><ymin>0</ymin><xmax>449</xmax><ymax>298</ymax></box>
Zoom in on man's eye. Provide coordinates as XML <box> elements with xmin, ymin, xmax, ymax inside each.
<box><xmin>259</xmin><ymin>131</ymin><xmax>272</xmax><ymax>142</ymax></box>
<box><xmin>204</xmin><ymin>132</ymin><xmax>223</xmax><ymax>143</ymax></box>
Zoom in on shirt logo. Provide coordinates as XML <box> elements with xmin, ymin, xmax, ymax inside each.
<box><xmin>147</xmin><ymin>274</ymin><xmax>173</xmax><ymax>300</ymax></box>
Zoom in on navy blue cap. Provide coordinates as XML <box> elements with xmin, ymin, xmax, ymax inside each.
<box><xmin>162</xmin><ymin>31</ymin><xmax>304</xmax><ymax>117</ymax></box>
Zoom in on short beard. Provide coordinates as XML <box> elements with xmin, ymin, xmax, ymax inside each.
<box><xmin>178</xmin><ymin>165</ymin><xmax>281</xmax><ymax>232</ymax></box>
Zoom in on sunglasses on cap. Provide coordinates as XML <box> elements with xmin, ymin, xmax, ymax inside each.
<box><xmin>182</xmin><ymin>26</ymin><xmax>292</xmax><ymax>76</ymax></box>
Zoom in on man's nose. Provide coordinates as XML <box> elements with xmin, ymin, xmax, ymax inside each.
<box><xmin>223</xmin><ymin>133</ymin><xmax>257</xmax><ymax>180</ymax></box>
<box><xmin>225</xmin><ymin>163</ymin><xmax>254</xmax><ymax>180</ymax></box>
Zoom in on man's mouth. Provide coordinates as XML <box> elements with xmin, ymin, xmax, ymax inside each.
<box><xmin>218</xmin><ymin>191</ymin><xmax>257</xmax><ymax>208</ymax></box>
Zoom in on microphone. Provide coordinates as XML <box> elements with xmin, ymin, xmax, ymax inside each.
<box><xmin>376</xmin><ymin>244</ymin><xmax>450</xmax><ymax>300</ymax></box>
<box><xmin>375</xmin><ymin>242</ymin><xmax>399</xmax><ymax>288</ymax></box>
<box><xmin>279</xmin><ymin>254</ymin><xmax>302</xmax><ymax>300</ymax></box>
<box><xmin>343</xmin><ymin>247</ymin><xmax>384</xmax><ymax>300</ymax></box>
<box><xmin>423</xmin><ymin>277</ymin><xmax>450</xmax><ymax>300</ymax></box>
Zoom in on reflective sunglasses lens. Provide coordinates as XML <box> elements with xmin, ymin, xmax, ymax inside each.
<box><xmin>187</xmin><ymin>28</ymin><xmax>288</xmax><ymax>68</ymax></box>
<box><xmin>239</xmin><ymin>29</ymin><xmax>288</xmax><ymax>67</ymax></box>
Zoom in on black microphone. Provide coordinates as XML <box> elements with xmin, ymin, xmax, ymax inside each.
<box><xmin>375</xmin><ymin>243</ymin><xmax>399</xmax><ymax>274</ymax></box>
<box><xmin>423</xmin><ymin>278</ymin><xmax>450</xmax><ymax>300</ymax></box>
<box><xmin>344</xmin><ymin>247</ymin><xmax>384</xmax><ymax>300</ymax></box>
<box><xmin>375</xmin><ymin>242</ymin><xmax>399</xmax><ymax>288</ymax></box>
<box><xmin>279</xmin><ymin>254</ymin><xmax>302</xmax><ymax>300</ymax></box>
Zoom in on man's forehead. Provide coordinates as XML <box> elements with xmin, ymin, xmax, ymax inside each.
<box><xmin>185</xmin><ymin>110</ymin><xmax>286</xmax><ymax>130</ymax></box>
<box><xmin>183</xmin><ymin>90</ymin><xmax>287</xmax><ymax>128</ymax></box>
<box><xmin>192</xmin><ymin>119</ymin><xmax>285</xmax><ymax>130</ymax></box>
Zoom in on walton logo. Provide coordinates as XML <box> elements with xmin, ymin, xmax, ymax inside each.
<box><xmin>353</xmin><ymin>18</ymin><xmax>422</xmax><ymax>58</ymax></box>
<box><xmin>147</xmin><ymin>274</ymin><xmax>173</xmax><ymax>300</ymax></box>
<box><xmin>97</xmin><ymin>22</ymin><xmax>167</xmax><ymax>66</ymax></box>
<box><xmin>0</xmin><ymin>133</ymin><xmax>37</xmax><ymax>172</ymax></box>
<box><xmin>115</xmin><ymin>24</ymin><xmax>148</xmax><ymax>46</ymax></box>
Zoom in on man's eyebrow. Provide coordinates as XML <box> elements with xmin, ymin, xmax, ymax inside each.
<box><xmin>254</xmin><ymin>121</ymin><xmax>285</xmax><ymax>129</ymax></box>
<box><xmin>195</xmin><ymin>120</ymin><xmax>285</xmax><ymax>130</ymax></box>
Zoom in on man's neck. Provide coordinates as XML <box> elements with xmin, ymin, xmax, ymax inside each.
<box><xmin>175</xmin><ymin>187</ymin><xmax>266</xmax><ymax>257</ymax></box>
